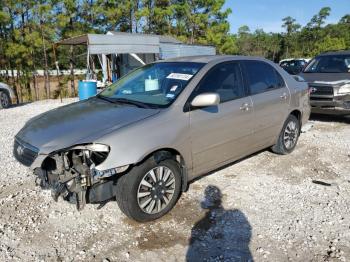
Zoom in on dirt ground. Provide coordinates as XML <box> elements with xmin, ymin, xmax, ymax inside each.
<box><xmin>0</xmin><ymin>99</ymin><xmax>349</xmax><ymax>261</ymax></box>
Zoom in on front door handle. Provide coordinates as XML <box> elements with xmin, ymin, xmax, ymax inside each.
<box><xmin>280</xmin><ymin>92</ymin><xmax>287</xmax><ymax>100</ymax></box>
<box><xmin>240</xmin><ymin>102</ymin><xmax>250</xmax><ymax>111</ymax></box>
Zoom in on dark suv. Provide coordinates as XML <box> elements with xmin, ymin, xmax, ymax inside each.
<box><xmin>300</xmin><ymin>51</ymin><xmax>350</xmax><ymax>115</ymax></box>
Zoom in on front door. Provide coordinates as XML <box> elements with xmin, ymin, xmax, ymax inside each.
<box><xmin>188</xmin><ymin>61</ymin><xmax>254</xmax><ymax>175</ymax></box>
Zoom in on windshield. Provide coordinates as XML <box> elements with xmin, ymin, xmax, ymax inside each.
<box><xmin>304</xmin><ymin>55</ymin><xmax>350</xmax><ymax>73</ymax></box>
<box><xmin>99</xmin><ymin>62</ymin><xmax>204</xmax><ymax>107</ymax></box>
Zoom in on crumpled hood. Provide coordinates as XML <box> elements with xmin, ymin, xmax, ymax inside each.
<box><xmin>16</xmin><ymin>98</ymin><xmax>160</xmax><ymax>154</ymax></box>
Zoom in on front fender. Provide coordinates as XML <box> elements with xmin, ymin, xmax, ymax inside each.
<box><xmin>94</xmin><ymin>108</ymin><xmax>192</xmax><ymax>172</ymax></box>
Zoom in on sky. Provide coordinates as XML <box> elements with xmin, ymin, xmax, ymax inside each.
<box><xmin>224</xmin><ymin>0</ymin><xmax>350</xmax><ymax>34</ymax></box>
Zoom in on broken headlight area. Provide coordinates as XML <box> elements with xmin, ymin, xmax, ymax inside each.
<box><xmin>34</xmin><ymin>144</ymin><xmax>127</xmax><ymax>210</ymax></box>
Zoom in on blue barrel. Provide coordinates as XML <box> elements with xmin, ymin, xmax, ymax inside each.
<box><xmin>78</xmin><ymin>81</ymin><xmax>97</xmax><ymax>100</ymax></box>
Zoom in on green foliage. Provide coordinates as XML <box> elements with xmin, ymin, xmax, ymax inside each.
<box><xmin>282</xmin><ymin>16</ymin><xmax>301</xmax><ymax>35</ymax></box>
<box><xmin>312</xmin><ymin>35</ymin><xmax>346</xmax><ymax>56</ymax></box>
<box><xmin>307</xmin><ymin>7</ymin><xmax>331</xmax><ymax>29</ymax></box>
<box><xmin>236</xmin><ymin>7</ymin><xmax>349</xmax><ymax>61</ymax></box>
<box><xmin>0</xmin><ymin>1</ymin><xmax>349</xmax><ymax>103</ymax></box>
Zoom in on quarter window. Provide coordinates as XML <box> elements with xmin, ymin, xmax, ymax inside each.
<box><xmin>275</xmin><ymin>70</ymin><xmax>285</xmax><ymax>88</ymax></box>
<box><xmin>244</xmin><ymin>61</ymin><xmax>283</xmax><ymax>95</ymax></box>
<box><xmin>193</xmin><ymin>62</ymin><xmax>245</xmax><ymax>103</ymax></box>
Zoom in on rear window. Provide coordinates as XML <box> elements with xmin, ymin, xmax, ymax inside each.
<box><xmin>304</xmin><ymin>55</ymin><xmax>350</xmax><ymax>73</ymax></box>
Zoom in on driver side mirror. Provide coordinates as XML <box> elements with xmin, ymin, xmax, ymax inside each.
<box><xmin>191</xmin><ymin>93</ymin><xmax>220</xmax><ymax>107</ymax></box>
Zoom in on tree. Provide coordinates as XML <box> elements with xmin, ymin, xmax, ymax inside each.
<box><xmin>93</xmin><ymin>0</ymin><xmax>141</xmax><ymax>33</ymax></box>
<box><xmin>173</xmin><ymin>0</ymin><xmax>232</xmax><ymax>52</ymax></box>
<box><xmin>282</xmin><ymin>16</ymin><xmax>301</xmax><ymax>58</ymax></box>
<box><xmin>339</xmin><ymin>14</ymin><xmax>350</xmax><ymax>25</ymax></box>
<box><xmin>0</xmin><ymin>1</ymin><xmax>349</xmax><ymax>103</ymax></box>
<box><xmin>138</xmin><ymin>0</ymin><xmax>173</xmax><ymax>34</ymax></box>
<box><xmin>307</xmin><ymin>7</ymin><xmax>331</xmax><ymax>29</ymax></box>
<box><xmin>282</xmin><ymin>16</ymin><xmax>300</xmax><ymax>35</ymax></box>
<box><xmin>238</xmin><ymin>25</ymin><xmax>250</xmax><ymax>36</ymax></box>
<box><xmin>236</xmin><ymin>25</ymin><xmax>254</xmax><ymax>55</ymax></box>
<box><xmin>312</xmin><ymin>35</ymin><xmax>346</xmax><ymax>56</ymax></box>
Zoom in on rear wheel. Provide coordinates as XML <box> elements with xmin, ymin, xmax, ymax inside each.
<box><xmin>272</xmin><ymin>114</ymin><xmax>300</xmax><ymax>155</ymax></box>
<box><xmin>0</xmin><ymin>91</ymin><xmax>11</xmax><ymax>109</ymax></box>
<box><xmin>116</xmin><ymin>157</ymin><xmax>182</xmax><ymax>222</ymax></box>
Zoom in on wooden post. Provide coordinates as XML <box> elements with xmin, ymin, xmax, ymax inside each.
<box><xmin>41</xmin><ymin>22</ymin><xmax>50</xmax><ymax>99</ymax></box>
<box><xmin>10</xmin><ymin>67</ymin><xmax>19</xmax><ymax>104</ymax></box>
<box><xmin>69</xmin><ymin>45</ymin><xmax>75</xmax><ymax>96</ymax></box>
<box><xmin>53</xmin><ymin>44</ymin><xmax>62</xmax><ymax>103</ymax></box>
<box><xmin>33</xmin><ymin>73</ymin><xmax>38</xmax><ymax>101</ymax></box>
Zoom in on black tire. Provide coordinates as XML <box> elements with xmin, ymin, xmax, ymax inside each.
<box><xmin>116</xmin><ymin>157</ymin><xmax>182</xmax><ymax>222</ymax></box>
<box><xmin>0</xmin><ymin>91</ymin><xmax>11</xmax><ymax>109</ymax></box>
<box><xmin>272</xmin><ymin>114</ymin><xmax>300</xmax><ymax>155</ymax></box>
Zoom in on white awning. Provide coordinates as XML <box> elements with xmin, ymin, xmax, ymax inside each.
<box><xmin>57</xmin><ymin>34</ymin><xmax>160</xmax><ymax>54</ymax></box>
<box><xmin>87</xmin><ymin>34</ymin><xmax>159</xmax><ymax>54</ymax></box>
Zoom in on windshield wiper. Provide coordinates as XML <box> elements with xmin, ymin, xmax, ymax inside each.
<box><xmin>96</xmin><ymin>94</ymin><xmax>115</xmax><ymax>103</ymax></box>
<box><xmin>111</xmin><ymin>98</ymin><xmax>152</xmax><ymax>108</ymax></box>
<box><xmin>96</xmin><ymin>94</ymin><xmax>154</xmax><ymax>108</ymax></box>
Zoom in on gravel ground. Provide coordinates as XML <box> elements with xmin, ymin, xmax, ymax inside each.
<box><xmin>0</xmin><ymin>99</ymin><xmax>350</xmax><ymax>262</ymax></box>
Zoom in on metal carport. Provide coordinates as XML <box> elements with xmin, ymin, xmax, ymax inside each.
<box><xmin>55</xmin><ymin>32</ymin><xmax>215</xmax><ymax>85</ymax></box>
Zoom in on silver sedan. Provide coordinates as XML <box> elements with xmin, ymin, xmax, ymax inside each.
<box><xmin>14</xmin><ymin>55</ymin><xmax>310</xmax><ymax>222</ymax></box>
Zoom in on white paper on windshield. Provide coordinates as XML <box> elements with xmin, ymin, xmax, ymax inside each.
<box><xmin>145</xmin><ymin>79</ymin><xmax>159</xmax><ymax>91</ymax></box>
<box><xmin>170</xmin><ymin>85</ymin><xmax>178</xmax><ymax>92</ymax></box>
<box><xmin>122</xmin><ymin>89</ymin><xmax>132</xmax><ymax>94</ymax></box>
<box><xmin>166</xmin><ymin>73</ymin><xmax>193</xmax><ymax>81</ymax></box>
<box><xmin>166</xmin><ymin>93</ymin><xmax>175</xmax><ymax>98</ymax></box>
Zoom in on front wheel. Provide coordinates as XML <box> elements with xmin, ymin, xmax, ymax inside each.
<box><xmin>116</xmin><ymin>157</ymin><xmax>182</xmax><ymax>222</ymax></box>
<box><xmin>0</xmin><ymin>91</ymin><xmax>11</xmax><ymax>109</ymax></box>
<box><xmin>272</xmin><ymin>114</ymin><xmax>300</xmax><ymax>155</ymax></box>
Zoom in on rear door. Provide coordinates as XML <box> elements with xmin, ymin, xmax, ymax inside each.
<box><xmin>188</xmin><ymin>61</ymin><xmax>254</xmax><ymax>175</ymax></box>
<box><xmin>242</xmin><ymin>60</ymin><xmax>290</xmax><ymax>148</ymax></box>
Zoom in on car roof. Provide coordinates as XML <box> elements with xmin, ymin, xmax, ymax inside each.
<box><xmin>161</xmin><ymin>55</ymin><xmax>269</xmax><ymax>64</ymax></box>
<box><xmin>318</xmin><ymin>50</ymin><xmax>350</xmax><ymax>56</ymax></box>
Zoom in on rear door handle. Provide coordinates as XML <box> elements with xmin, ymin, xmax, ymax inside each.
<box><xmin>280</xmin><ymin>92</ymin><xmax>287</xmax><ymax>100</ymax></box>
<box><xmin>240</xmin><ymin>102</ymin><xmax>250</xmax><ymax>111</ymax></box>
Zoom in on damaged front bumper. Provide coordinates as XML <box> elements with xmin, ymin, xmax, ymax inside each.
<box><xmin>34</xmin><ymin>167</ymin><xmax>120</xmax><ymax>210</ymax></box>
<box><xmin>14</xmin><ymin>140</ymin><xmax>129</xmax><ymax>210</ymax></box>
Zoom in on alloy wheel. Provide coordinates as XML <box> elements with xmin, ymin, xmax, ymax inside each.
<box><xmin>283</xmin><ymin>120</ymin><xmax>299</xmax><ymax>149</ymax></box>
<box><xmin>0</xmin><ymin>93</ymin><xmax>9</xmax><ymax>108</ymax></box>
<box><xmin>137</xmin><ymin>166</ymin><xmax>176</xmax><ymax>214</ymax></box>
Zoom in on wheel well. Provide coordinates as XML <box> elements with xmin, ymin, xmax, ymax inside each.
<box><xmin>290</xmin><ymin>109</ymin><xmax>302</xmax><ymax>128</ymax></box>
<box><xmin>142</xmin><ymin>148</ymin><xmax>188</xmax><ymax>192</ymax></box>
<box><xmin>0</xmin><ymin>88</ymin><xmax>10</xmax><ymax>97</ymax></box>
<box><xmin>290</xmin><ymin>110</ymin><xmax>301</xmax><ymax>121</ymax></box>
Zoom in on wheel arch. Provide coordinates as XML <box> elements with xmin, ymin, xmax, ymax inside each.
<box><xmin>138</xmin><ymin>148</ymin><xmax>189</xmax><ymax>192</ymax></box>
<box><xmin>0</xmin><ymin>87</ymin><xmax>10</xmax><ymax>98</ymax></box>
<box><xmin>289</xmin><ymin>109</ymin><xmax>302</xmax><ymax>129</ymax></box>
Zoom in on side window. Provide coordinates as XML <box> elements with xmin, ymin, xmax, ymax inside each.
<box><xmin>244</xmin><ymin>61</ymin><xmax>281</xmax><ymax>95</ymax></box>
<box><xmin>275</xmin><ymin>70</ymin><xmax>285</xmax><ymax>88</ymax></box>
<box><xmin>194</xmin><ymin>62</ymin><xmax>244</xmax><ymax>103</ymax></box>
